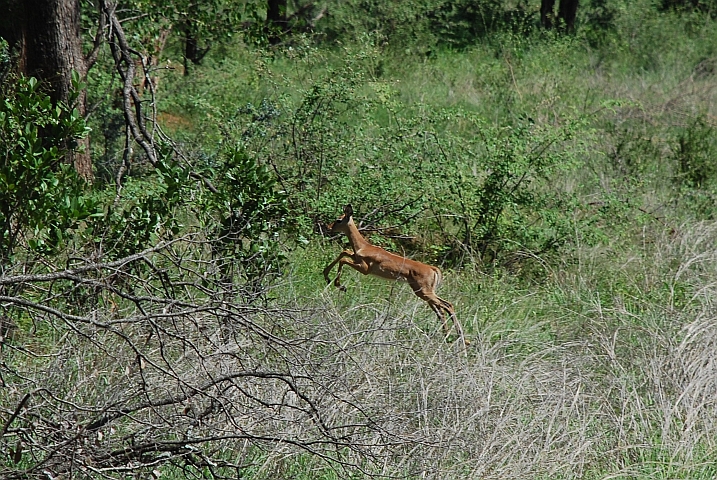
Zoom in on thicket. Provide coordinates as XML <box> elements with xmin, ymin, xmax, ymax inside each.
<box><xmin>2</xmin><ymin>0</ymin><xmax>717</xmax><ymax>478</ymax></box>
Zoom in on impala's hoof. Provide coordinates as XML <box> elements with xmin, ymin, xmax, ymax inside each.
<box><xmin>338</xmin><ymin>285</ymin><xmax>347</xmax><ymax>292</ymax></box>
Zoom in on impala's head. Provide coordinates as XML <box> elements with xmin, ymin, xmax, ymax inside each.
<box><xmin>328</xmin><ymin>204</ymin><xmax>354</xmax><ymax>234</ymax></box>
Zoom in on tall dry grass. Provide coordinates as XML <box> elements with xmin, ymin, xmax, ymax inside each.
<box><xmin>257</xmin><ymin>220</ymin><xmax>717</xmax><ymax>479</ymax></box>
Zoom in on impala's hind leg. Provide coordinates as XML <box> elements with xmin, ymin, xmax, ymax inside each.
<box><xmin>437</xmin><ymin>297</ymin><xmax>469</xmax><ymax>347</ymax></box>
<box><xmin>426</xmin><ymin>295</ymin><xmax>451</xmax><ymax>338</ymax></box>
<box><xmin>415</xmin><ymin>289</ymin><xmax>469</xmax><ymax>347</ymax></box>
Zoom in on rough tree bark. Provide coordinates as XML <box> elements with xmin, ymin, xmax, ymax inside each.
<box><xmin>182</xmin><ymin>17</ymin><xmax>210</xmax><ymax>76</ymax></box>
<box><xmin>0</xmin><ymin>0</ymin><xmax>93</xmax><ymax>181</ymax></box>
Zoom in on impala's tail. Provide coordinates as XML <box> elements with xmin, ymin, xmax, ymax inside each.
<box><xmin>433</xmin><ymin>267</ymin><xmax>443</xmax><ymax>290</ymax></box>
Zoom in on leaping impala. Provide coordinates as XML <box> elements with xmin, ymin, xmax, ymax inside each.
<box><xmin>323</xmin><ymin>204</ymin><xmax>469</xmax><ymax>347</ymax></box>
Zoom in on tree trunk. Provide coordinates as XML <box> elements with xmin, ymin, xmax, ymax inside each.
<box><xmin>540</xmin><ymin>0</ymin><xmax>556</xmax><ymax>29</ymax></box>
<box><xmin>182</xmin><ymin>18</ymin><xmax>210</xmax><ymax>75</ymax></box>
<box><xmin>541</xmin><ymin>0</ymin><xmax>578</xmax><ymax>33</ymax></box>
<box><xmin>0</xmin><ymin>0</ymin><xmax>92</xmax><ymax>181</ymax></box>
<box><xmin>558</xmin><ymin>0</ymin><xmax>579</xmax><ymax>33</ymax></box>
<box><xmin>183</xmin><ymin>23</ymin><xmax>198</xmax><ymax>76</ymax></box>
<box><xmin>266</xmin><ymin>0</ymin><xmax>287</xmax><ymax>44</ymax></box>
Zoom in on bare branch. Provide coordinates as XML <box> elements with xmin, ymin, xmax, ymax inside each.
<box><xmin>85</xmin><ymin>0</ymin><xmax>107</xmax><ymax>70</ymax></box>
<box><xmin>0</xmin><ymin>236</ymin><xmax>402</xmax><ymax>477</ymax></box>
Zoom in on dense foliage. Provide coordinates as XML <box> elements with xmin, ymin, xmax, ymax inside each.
<box><xmin>0</xmin><ymin>73</ymin><xmax>91</xmax><ymax>261</ymax></box>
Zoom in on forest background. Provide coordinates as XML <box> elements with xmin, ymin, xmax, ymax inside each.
<box><xmin>1</xmin><ymin>0</ymin><xmax>717</xmax><ymax>478</ymax></box>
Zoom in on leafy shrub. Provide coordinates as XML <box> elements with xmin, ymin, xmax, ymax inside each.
<box><xmin>0</xmin><ymin>38</ymin><xmax>10</xmax><ymax>83</ymax></box>
<box><xmin>672</xmin><ymin>115</ymin><xmax>716</xmax><ymax>189</ymax></box>
<box><xmin>578</xmin><ymin>0</ymin><xmax>620</xmax><ymax>46</ymax></box>
<box><xmin>0</xmin><ymin>74</ymin><xmax>92</xmax><ymax>262</ymax></box>
<box><xmin>670</xmin><ymin>115</ymin><xmax>717</xmax><ymax>218</ymax></box>
<box><xmin>87</xmin><ymin>155</ymin><xmax>190</xmax><ymax>260</ymax></box>
<box><xmin>422</xmin><ymin>116</ymin><xmax>584</xmax><ymax>267</ymax></box>
<box><xmin>215</xmin><ymin>41</ymin><xmax>587</xmax><ymax>270</ymax></box>
<box><xmin>69</xmin><ymin>145</ymin><xmax>287</xmax><ymax>306</ymax></box>
<box><xmin>601</xmin><ymin>104</ymin><xmax>665</xmax><ymax>181</ymax></box>
<box><xmin>197</xmin><ymin>146</ymin><xmax>288</xmax><ymax>293</ymax></box>
<box><xmin>659</xmin><ymin>0</ymin><xmax>717</xmax><ymax>14</ymax></box>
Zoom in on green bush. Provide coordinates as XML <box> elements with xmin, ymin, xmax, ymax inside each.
<box><xmin>422</xmin><ymin>115</ymin><xmax>584</xmax><ymax>267</ymax></box>
<box><xmin>672</xmin><ymin>115</ymin><xmax>716</xmax><ymax>189</ymax></box>
<box><xmin>0</xmin><ymin>74</ymin><xmax>92</xmax><ymax>262</ymax></box>
<box><xmin>197</xmin><ymin>146</ymin><xmax>288</xmax><ymax>290</ymax></box>
<box><xmin>211</xmin><ymin>41</ymin><xmax>588</xmax><ymax>270</ymax></box>
<box><xmin>86</xmin><ymin>155</ymin><xmax>190</xmax><ymax>260</ymax></box>
<box><xmin>670</xmin><ymin>115</ymin><xmax>717</xmax><ymax>219</ymax></box>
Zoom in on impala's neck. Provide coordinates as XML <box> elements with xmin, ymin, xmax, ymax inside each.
<box><xmin>344</xmin><ymin>218</ymin><xmax>371</xmax><ymax>252</ymax></box>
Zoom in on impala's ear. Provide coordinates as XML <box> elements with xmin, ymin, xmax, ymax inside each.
<box><xmin>343</xmin><ymin>204</ymin><xmax>354</xmax><ymax>217</ymax></box>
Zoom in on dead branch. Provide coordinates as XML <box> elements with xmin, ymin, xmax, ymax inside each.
<box><xmin>0</xmin><ymin>236</ymin><xmax>402</xmax><ymax>478</ymax></box>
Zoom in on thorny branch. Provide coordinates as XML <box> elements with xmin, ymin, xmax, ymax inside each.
<box><xmin>0</xmin><ymin>237</ymin><xmax>411</xmax><ymax>478</ymax></box>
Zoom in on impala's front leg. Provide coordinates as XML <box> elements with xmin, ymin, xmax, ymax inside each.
<box><xmin>333</xmin><ymin>256</ymin><xmax>372</xmax><ymax>291</ymax></box>
<box><xmin>323</xmin><ymin>250</ymin><xmax>354</xmax><ymax>291</ymax></box>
